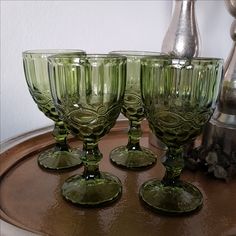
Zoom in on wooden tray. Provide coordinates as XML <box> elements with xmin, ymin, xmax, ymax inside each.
<box><xmin>1</xmin><ymin>121</ymin><xmax>236</xmax><ymax>236</ymax></box>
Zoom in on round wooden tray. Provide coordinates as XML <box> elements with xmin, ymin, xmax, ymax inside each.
<box><xmin>1</xmin><ymin>121</ymin><xmax>236</xmax><ymax>236</ymax></box>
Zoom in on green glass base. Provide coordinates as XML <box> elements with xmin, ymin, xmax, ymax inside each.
<box><xmin>139</xmin><ymin>179</ymin><xmax>203</xmax><ymax>215</ymax></box>
<box><xmin>62</xmin><ymin>172</ymin><xmax>122</xmax><ymax>206</ymax></box>
<box><xmin>110</xmin><ymin>146</ymin><xmax>156</xmax><ymax>169</ymax></box>
<box><xmin>38</xmin><ymin>148</ymin><xmax>82</xmax><ymax>170</ymax></box>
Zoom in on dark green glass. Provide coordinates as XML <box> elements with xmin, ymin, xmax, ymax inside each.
<box><xmin>140</xmin><ymin>56</ymin><xmax>223</xmax><ymax>214</ymax></box>
<box><xmin>48</xmin><ymin>54</ymin><xmax>126</xmax><ymax>206</ymax></box>
<box><xmin>109</xmin><ymin>51</ymin><xmax>158</xmax><ymax>169</ymax></box>
<box><xmin>23</xmin><ymin>50</ymin><xmax>85</xmax><ymax>170</ymax></box>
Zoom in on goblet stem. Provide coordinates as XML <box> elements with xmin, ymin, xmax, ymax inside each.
<box><xmin>82</xmin><ymin>141</ymin><xmax>102</xmax><ymax>180</ymax></box>
<box><xmin>52</xmin><ymin>121</ymin><xmax>69</xmax><ymax>152</ymax></box>
<box><xmin>140</xmin><ymin>146</ymin><xmax>203</xmax><ymax>214</ymax></box>
<box><xmin>126</xmin><ymin>120</ymin><xmax>142</xmax><ymax>151</ymax></box>
<box><xmin>62</xmin><ymin>140</ymin><xmax>122</xmax><ymax>206</ymax></box>
<box><xmin>110</xmin><ymin>119</ymin><xmax>156</xmax><ymax>168</ymax></box>
<box><xmin>162</xmin><ymin>147</ymin><xmax>185</xmax><ymax>186</ymax></box>
<box><xmin>37</xmin><ymin>120</ymin><xmax>82</xmax><ymax>170</ymax></box>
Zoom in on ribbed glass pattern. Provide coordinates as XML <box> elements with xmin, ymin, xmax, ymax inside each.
<box><xmin>48</xmin><ymin>54</ymin><xmax>126</xmax><ymax>142</ymax></box>
<box><xmin>23</xmin><ymin>50</ymin><xmax>86</xmax><ymax>122</ymax></box>
<box><xmin>141</xmin><ymin>57</ymin><xmax>223</xmax><ymax>148</ymax></box>
<box><xmin>110</xmin><ymin>51</ymin><xmax>160</xmax><ymax>121</ymax></box>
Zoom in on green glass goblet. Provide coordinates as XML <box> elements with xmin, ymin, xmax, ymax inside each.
<box><xmin>109</xmin><ymin>51</ymin><xmax>159</xmax><ymax>169</ymax></box>
<box><xmin>139</xmin><ymin>56</ymin><xmax>223</xmax><ymax>214</ymax></box>
<box><xmin>48</xmin><ymin>54</ymin><xmax>126</xmax><ymax>206</ymax></box>
<box><xmin>23</xmin><ymin>50</ymin><xmax>85</xmax><ymax>170</ymax></box>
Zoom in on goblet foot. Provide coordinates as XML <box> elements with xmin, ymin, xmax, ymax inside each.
<box><xmin>139</xmin><ymin>179</ymin><xmax>203</xmax><ymax>215</ymax></box>
<box><xmin>38</xmin><ymin>148</ymin><xmax>82</xmax><ymax>170</ymax></box>
<box><xmin>110</xmin><ymin>146</ymin><xmax>156</xmax><ymax>169</ymax></box>
<box><xmin>62</xmin><ymin>172</ymin><xmax>122</xmax><ymax>206</ymax></box>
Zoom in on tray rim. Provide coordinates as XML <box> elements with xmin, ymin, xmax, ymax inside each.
<box><xmin>0</xmin><ymin>125</ymin><xmax>54</xmax><ymax>154</ymax></box>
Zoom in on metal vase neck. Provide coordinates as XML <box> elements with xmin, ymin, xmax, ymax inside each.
<box><xmin>161</xmin><ymin>0</ymin><xmax>200</xmax><ymax>58</ymax></box>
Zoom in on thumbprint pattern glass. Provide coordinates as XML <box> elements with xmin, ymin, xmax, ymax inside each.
<box><xmin>109</xmin><ymin>51</ymin><xmax>159</xmax><ymax>169</ymax></box>
<box><xmin>48</xmin><ymin>54</ymin><xmax>126</xmax><ymax>206</ymax></box>
<box><xmin>23</xmin><ymin>50</ymin><xmax>85</xmax><ymax>170</ymax></box>
<box><xmin>140</xmin><ymin>56</ymin><xmax>223</xmax><ymax>214</ymax></box>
